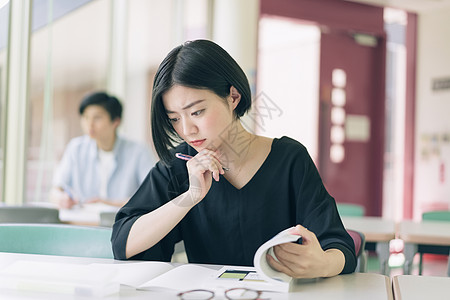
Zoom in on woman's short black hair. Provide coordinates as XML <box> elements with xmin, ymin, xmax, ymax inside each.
<box><xmin>151</xmin><ymin>39</ymin><xmax>252</xmax><ymax>164</ymax></box>
<box><xmin>79</xmin><ymin>91</ymin><xmax>123</xmax><ymax>121</ymax></box>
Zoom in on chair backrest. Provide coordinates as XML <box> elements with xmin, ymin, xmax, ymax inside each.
<box><xmin>0</xmin><ymin>206</ymin><xmax>61</xmax><ymax>223</ymax></box>
<box><xmin>346</xmin><ymin>229</ymin><xmax>367</xmax><ymax>272</ymax></box>
<box><xmin>0</xmin><ymin>223</ymin><xmax>113</xmax><ymax>259</ymax></box>
<box><xmin>422</xmin><ymin>210</ymin><xmax>450</xmax><ymax>222</ymax></box>
<box><xmin>347</xmin><ymin>229</ymin><xmax>365</xmax><ymax>258</ymax></box>
<box><xmin>337</xmin><ymin>203</ymin><xmax>365</xmax><ymax>217</ymax></box>
<box><xmin>99</xmin><ymin>211</ymin><xmax>117</xmax><ymax>227</ymax></box>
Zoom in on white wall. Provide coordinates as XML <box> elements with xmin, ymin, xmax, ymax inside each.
<box><xmin>414</xmin><ymin>7</ymin><xmax>450</xmax><ymax>219</ymax></box>
<box><xmin>257</xmin><ymin>17</ymin><xmax>320</xmax><ymax>161</ymax></box>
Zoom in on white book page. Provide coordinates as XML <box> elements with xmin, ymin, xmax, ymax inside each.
<box><xmin>0</xmin><ymin>260</ymin><xmax>120</xmax><ymax>296</ymax></box>
<box><xmin>0</xmin><ymin>261</ymin><xmax>115</xmax><ymax>285</ymax></box>
<box><xmin>138</xmin><ymin>264</ymin><xmax>217</xmax><ymax>291</ymax></box>
<box><xmin>253</xmin><ymin>227</ymin><xmax>301</xmax><ymax>286</ymax></box>
<box><xmin>91</xmin><ymin>261</ymin><xmax>174</xmax><ymax>287</ymax></box>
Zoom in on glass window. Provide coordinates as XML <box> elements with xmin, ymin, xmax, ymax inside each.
<box><xmin>27</xmin><ymin>0</ymin><xmax>110</xmax><ymax>203</ymax></box>
<box><xmin>0</xmin><ymin>0</ymin><xmax>10</xmax><ymax>202</ymax></box>
<box><xmin>26</xmin><ymin>0</ymin><xmax>210</xmax><ymax>204</ymax></box>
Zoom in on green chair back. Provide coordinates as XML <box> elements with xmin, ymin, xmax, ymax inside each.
<box><xmin>0</xmin><ymin>224</ymin><xmax>113</xmax><ymax>259</ymax></box>
<box><xmin>0</xmin><ymin>206</ymin><xmax>61</xmax><ymax>223</ymax></box>
<box><xmin>337</xmin><ymin>203</ymin><xmax>365</xmax><ymax>217</ymax></box>
<box><xmin>422</xmin><ymin>210</ymin><xmax>450</xmax><ymax>222</ymax></box>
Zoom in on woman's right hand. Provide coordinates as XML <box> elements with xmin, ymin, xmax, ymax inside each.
<box><xmin>185</xmin><ymin>149</ymin><xmax>225</xmax><ymax>206</ymax></box>
<box><xmin>126</xmin><ymin>151</ymin><xmax>226</xmax><ymax>257</ymax></box>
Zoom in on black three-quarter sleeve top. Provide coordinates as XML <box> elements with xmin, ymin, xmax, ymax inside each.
<box><xmin>111</xmin><ymin>136</ymin><xmax>356</xmax><ymax>274</ymax></box>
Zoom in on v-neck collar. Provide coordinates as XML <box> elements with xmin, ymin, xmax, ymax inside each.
<box><xmin>220</xmin><ymin>138</ymin><xmax>278</xmax><ymax>191</ymax></box>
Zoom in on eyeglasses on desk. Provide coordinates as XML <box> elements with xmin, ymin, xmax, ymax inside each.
<box><xmin>177</xmin><ymin>287</ymin><xmax>269</xmax><ymax>299</ymax></box>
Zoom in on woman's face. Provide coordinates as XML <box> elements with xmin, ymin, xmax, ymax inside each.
<box><xmin>162</xmin><ymin>85</ymin><xmax>239</xmax><ymax>152</ymax></box>
<box><xmin>80</xmin><ymin>105</ymin><xmax>119</xmax><ymax>142</ymax></box>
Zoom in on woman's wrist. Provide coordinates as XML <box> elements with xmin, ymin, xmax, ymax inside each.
<box><xmin>171</xmin><ymin>190</ymin><xmax>203</xmax><ymax>208</ymax></box>
<box><xmin>323</xmin><ymin>249</ymin><xmax>345</xmax><ymax>277</ymax></box>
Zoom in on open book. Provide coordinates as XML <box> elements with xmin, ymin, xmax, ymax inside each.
<box><xmin>99</xmin><ymin>227</ymin><xmax>301</xmax><ymax>293</ymax></box>
<box><xmin>253</xmin><ymin>227</ymin><xmax>302</xmax><ymax>289</ymax></box>
<box><xmin>0</xmin><ymin>228</ymin><xmax>300</xmax><ymax>295</ymax></box>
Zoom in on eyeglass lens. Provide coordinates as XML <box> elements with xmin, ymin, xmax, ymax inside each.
<box><xmin>178</xmin><ymin>288</ymin><xmax>265</xmax><ymax>300</ymax></box>
<box><xmin>225</xmin><ymin>288</ymin><xmax>260</xmax><ymax>300</ymax></box>
<box><xmin>178</xmin><ymin>289</ymin><xmax>214</xmax><ymax>300</ymax></box>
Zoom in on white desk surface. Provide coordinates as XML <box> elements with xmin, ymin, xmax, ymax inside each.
<box><xmin>59</xmin><ymin>203</ymin><xmax>118</xmax><ymax>226</ymax></box>
<box><xmin>341</xmin><ymin>216</ymin><xmax>396</xmax><ymax>242</ymax></box>
<box><xmin>0</xmin><ymin>253</ymin><xmax>393</xmax><ymax>300</ymax></box>
<box><xmin>399</xmin><ymin>220</ymin><xmax>450</xmax><ymax>275</ymax></box>
<box><xmin>393</xmin><ymin>275</ymin><xmax>450</xmax><ymax>300</ymax></box>
<box><xmin>398</xmin><ymin>220</ymin><xmax>450</xmax><ymax>245</ymax></box>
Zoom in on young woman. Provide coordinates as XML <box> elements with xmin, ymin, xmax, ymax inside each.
<box><xmin>111</xmin><ymin>40</ymin><xmax>356</xmax><ymax>279</ymax></box>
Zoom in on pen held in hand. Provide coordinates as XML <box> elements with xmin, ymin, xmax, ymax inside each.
<box><xmin>175</xmin><ymin>153</ymin><xmax>230</xmax><ymax>171</ymax></box>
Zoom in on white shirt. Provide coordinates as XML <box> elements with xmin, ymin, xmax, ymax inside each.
<box><xmin>53</xmin><ymin>135</ymin><xmax>156</xmax><ymax>203</ymax></box>
<box><xmin>98</xmin><ymin>149</ymin><xmax>115</xmax><ymax>200</ymax></box>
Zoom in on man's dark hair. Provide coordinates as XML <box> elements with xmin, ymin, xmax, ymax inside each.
<box><xmin>151</xmin><ymin>39</ymin><xmax>252</xmax><ymax>164</ymax></box>
<box><xmin>79</xmin><ymin>91</ymin><xmax>123</xmax><ymax>121</ymax></box>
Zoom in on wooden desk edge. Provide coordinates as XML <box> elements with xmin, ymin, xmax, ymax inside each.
<box><xmin>399</xmin><ymin>234</ymin><xmax>450</xmax><ymax>246</ymax></box>
<box><xmin>383</xmin><ymin>275</ymin><xmax>394</xmax><ymax>300</ymax></box>
<box><xmin>364</xmin><ymin>233</ymin><xmax>396</xmax><ymax>243</ymax></box>
<box><xmin>392</xmin><ymin>276</ymin><xmax>401</xmax><ymax>300</ymax></box>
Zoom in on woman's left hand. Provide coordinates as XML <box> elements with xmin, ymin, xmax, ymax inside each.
<box><xmin>266</xmin><ymin>225</ymin><xmax>344</xmax><ymax>278</ymax></box>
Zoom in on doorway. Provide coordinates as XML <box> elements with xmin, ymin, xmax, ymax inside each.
<box><xmin>318</xmin><ymin>29</ymin><xmax>386</xmax><ymax>216</ymax></box>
